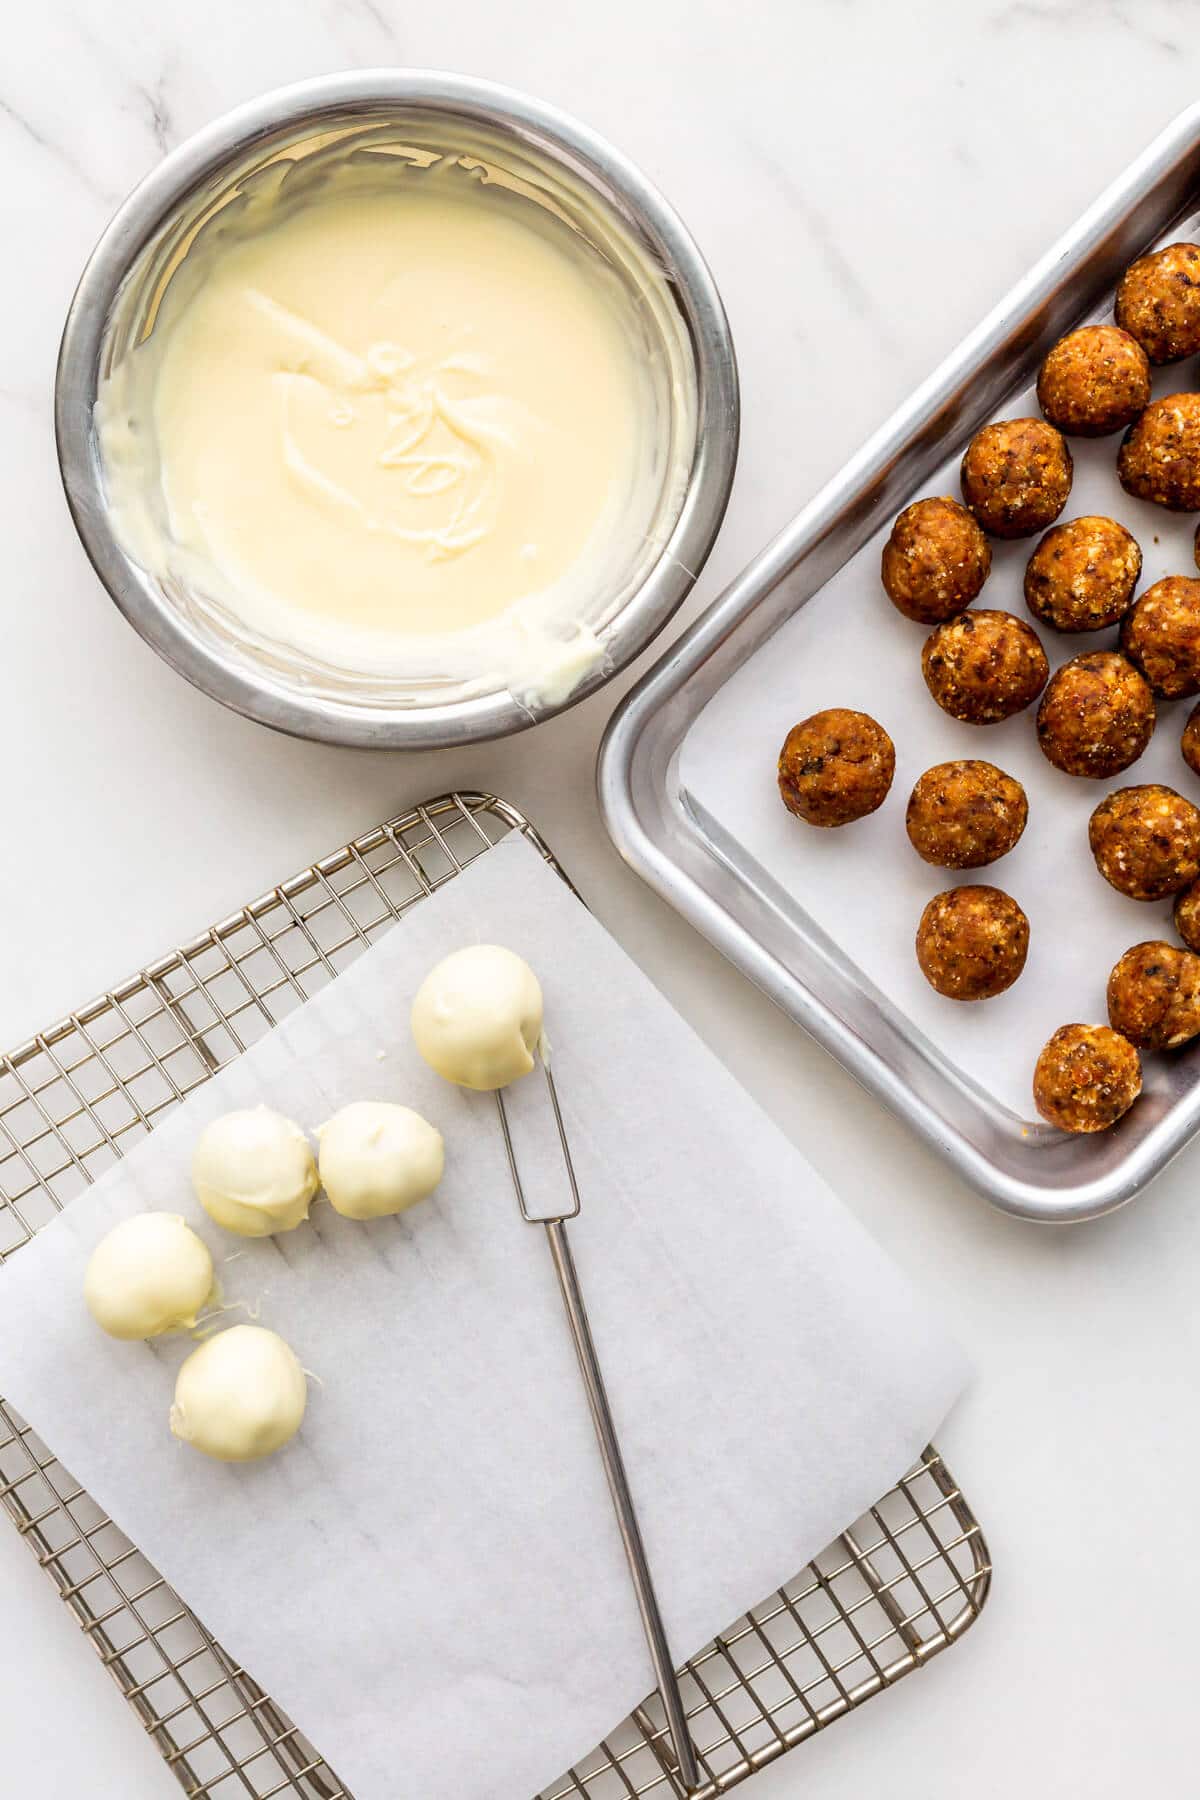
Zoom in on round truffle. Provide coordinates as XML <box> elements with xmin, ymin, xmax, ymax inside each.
<box><xmin>1174</xmin><ymin>878</ymin><xmax>1200</xmax><ymax>951</ymax></box>
<box><xmin>317</xmin><ymin>1102</ymin><xmax>444</xmax><ymax>1221</ymax></box>
<box><xmin>1023</xmin><ymin>516</ymin><xmax>1141</xmax><ymax>633</ymax></box>
<box><xmin>777</xmin><ymin>708</ymin><xmax>895</xmax><ymax>826</ymax></box>
<box><xmin>1033</xmin><ymin>1024</ymin><xmax>1141</xmax><ymax>1134</ymax></box>
<box><xmin>1107</xmin><ymin>940</ymin><xmax>1200</xmax><ymax>1049</ymax></box>
<box><xmin>921</xmin><ymin>610</ymin><xmax>1049</xmax><ymax>724</ymax></box>
<box><xmin>1120</xmin><ymin>577</ymin><xmax>1200</xmax><ymax>698</ymax></box>
<box><xmin>1035</xmin><ymin>652</ymin><xmax>1155</xmax><ymax>779</ymax></box>
<box><xmin>1036</xmin><ymin>325</ymin><xmax>1151</xmax><ymax>436</ymax></box>
<box><xmin>83</xmin><ymin>1213</ymin><xmax>214</xmax><ymax>1341</ymax></box>
<box><xmin>412</xmin><ymin>945</ymin><xmax>544</xmax><ymax>1091</ymax></box>
<box><xmin>905</xmin><ymin>761</ymin><xmax>1027</xmax><ymax>868</ymax></box>
<box><xmin>1118</xmin><ymin>394</ymin><xmax>1200</xmax><ymax>510</ymax></box>
<box><xmin>192</xmin><ymin>1107</ymin><xmax>318</xmax><ymax>1238</ymax></box>
<box><xmin>960</xmin><ymin>418</ymin><xmax>1073</xmax><ymax>538</ymax></box>
<box><xmin>1183</xmin><ymin>701</ymin><xmax>1200</xmax><ymax>777</ymax></box>
<box><xmin>880</xmin><ymin>497</ymin><xmax>992</xmax><ymax>623</ymax></box>
<box><xmin>1088</xmin><ymin>784</ymin><xmax>1200</xmax><ymax>900</ymax></box>
<box><xmin>170</xmin><ymin>1325</ymin><xmax>307</xmax><ymax>1463</ymax></box>
<box><xmin>914</xmin><ymin>885</ymin><xmax>1029</xmax><ymax>1001</ymax></box>
<box><xmin>1114</xmin><ymin>243</ymin><xmax>1200</xmax><ymax>363</ymax></box>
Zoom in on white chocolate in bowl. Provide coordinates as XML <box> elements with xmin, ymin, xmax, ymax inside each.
<box><xmin>411</xmin><ymin>945</ymin><xmax>543</xmax><ymax>1091</ymax></box>
<box><xmin>84</xmin><ymin>1212</ymin><xmax>214</xmax><ymax>1340</ymax></box>
<box><xmin>317</xmin><ymin>1101</ymin><xmax>444</xmax><ymax>1220</ymax></box>
<box><xmin>93</xmin><ymin>142</ymin><xmax>697</xmax><ymax>708</ymax></box>
<box><xmin>170</xmin><ymin>1324</ymin><xmax>307</xmax><ymax>1462</ymax></box>
<box><xmin>192</xmin><ymin>1106</ymin><xmax>318</xmax><ymax>1237</ymax></box>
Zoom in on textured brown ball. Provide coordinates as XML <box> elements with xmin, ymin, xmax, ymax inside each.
<box><xmin>1194</xmin><ymin>520</ymin><xmax>1200</xmax><ymax>574</ymax></box>
<box><xmin>914</xmin><ymin>885</ymin><xmax>1029</xmax><ymax>1001</ymax></box>
<box><xmin>921</xmin><ymin>610</ymin><xmax>1049</xmax><ymax>724</ymax></box>
<box><xmin>960</xmin><ymin>418</ymin><xmax>1073</xmax><ymax>538</ymax></box>
<box><xmin>1033</xmin><ymin>1024</ymin><xmax>1141</xmax><ymax>1133</ymax></box>
<box><xmin>777</xmin><ymin>709</ymin><xmax>895</xmax><ymax>828</ymax></box>
<box><xmin>1036</xmin><ymin>325</ymin><xmax>1151</xmax><ymax>436</ymax></box>
<box><xmin>1088</xmin><ymin>784</ymin><xmax>1200</xmax><ymax>900</ymax></box>
<box><xmin>1035</xmin><ymin>653</ymin><xmax>1155</xmax><ymax>779</ymax></box>
<box><xmin>1023</xmin><ymin>516</ymin><xmax>1141</xmax><ymax>633</ymax></box>
<box><xmin>1182</xmin><ymin>702</ymin><xmax>1200</xmax><ymax>777</ymax></box>
<box><xmin>1114</xmin><ymin>243</ymin><xmax>1200</xmax><ymax>363</ymax></box>
<box><xmin>1119</xmin><ymin>577</ymin><xmax>1200</xmax><ymax>698</ymax></box>
<box><xmin>880</xmin><ymin>497</ymin><xmax>992</xmax><ymax>624</ymax></box>
<box><xmin>1118</xmin><ymin>394</ymin><xmax>1200</xmax><ymax>511</ymax></box>
<box><xmin>1107</xmin><ymin>940</ymin><xmax>1200</xmax><ymax>1049</ymax></box>
<box><xmin>905</xmin><ymin>761</ymin><xmax>1028</xmax><ymax>868</ymax></box>
<box><xmin>1174</xmin><ymin>879</ymin><xmax>1200</xmax><ymax>951</ymax></box>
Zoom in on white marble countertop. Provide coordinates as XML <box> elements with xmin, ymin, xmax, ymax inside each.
<box><xmin>4</xmin><ymin>1</ymin><xmax>1200</xmax><ymax>1794</ymax></box>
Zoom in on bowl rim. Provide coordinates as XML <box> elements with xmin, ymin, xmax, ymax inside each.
<box><xmin>55</xmin><ymin>67</ymin><xmax>740</xmax><ymax>749</ymax></box>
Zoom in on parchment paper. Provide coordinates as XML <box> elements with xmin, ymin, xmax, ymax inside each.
<box><xmin>681</xmin><ymin>262</ymin><xmax>1200</xmax><ymax>1118</ymax></box>
<box><xmin>0</xmin><ymin>836</ymin><xmax>967</xmax><ymax>1800</ymax></box>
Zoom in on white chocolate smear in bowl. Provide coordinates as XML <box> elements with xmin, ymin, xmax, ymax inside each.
<box><xmin>94</xmin><ymin>145</ymin><xmax>694</xmax><ymax>703</ymax></box>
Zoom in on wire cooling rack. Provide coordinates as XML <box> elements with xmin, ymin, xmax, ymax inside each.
<box><xmin>0</xmin><ymin>792</ymin><xmax>991</xmax><ymax>1799</ymax></box>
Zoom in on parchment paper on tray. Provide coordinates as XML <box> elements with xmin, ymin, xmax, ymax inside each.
<box><xmin>0</xmin><ymin>834</ymin><xmax>967</xmax><ymax>1800</ymax></box>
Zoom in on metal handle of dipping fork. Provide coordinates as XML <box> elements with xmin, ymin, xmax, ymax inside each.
<box><xmin>497</xmin><ymin>1079</ymin><xmax>700</xmax><ymax>1794</ymax></box>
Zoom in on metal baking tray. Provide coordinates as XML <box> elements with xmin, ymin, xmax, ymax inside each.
<box><xmin>0</xmin><ymin>791</ymin><xmax>989</xmax><ymax>1797</ymax></box>
<box><xmin>599</xmin><ymin>104</ymin><xmax>1200</xmax><ymax>1224</ymax></box>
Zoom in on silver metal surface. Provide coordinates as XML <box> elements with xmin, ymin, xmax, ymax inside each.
<box><xmin>599</xmin><ymin>103</ymin><xmax>1200</xmax><ymax>1225</ymax></box>
<box><xmin>498</xmin><ymin>1076</ymin><xmax>699</xmax><ymax>1790</ymax></box>
<box><xmin>0</xmin><ymin>791</ymin><xmax>989</xmax><ymax>1796</ymax></box>
<box><xmin>55</xmin><ymin>70</ymin><xmax>739</xmax><ymax>750</ymax></box>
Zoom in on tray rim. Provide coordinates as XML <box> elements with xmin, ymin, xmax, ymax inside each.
<box><xmin>598</xmin><ymin>102</ymin><xmax>1200</xmax><ymax>1224</ymax></box>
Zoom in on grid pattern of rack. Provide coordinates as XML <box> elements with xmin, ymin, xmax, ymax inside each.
<box><xmin>0</xmin><ymin>792</ymin><xmax>991</xmax><ymax>1799</ymax></box>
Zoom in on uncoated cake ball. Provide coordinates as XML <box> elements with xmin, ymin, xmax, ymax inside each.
<box><xmin>1118</xmin><ymin>394</ymin><xmax>1200</xmax><ymax>511</ymax></box>
<box><xmin>1088</xmin><ymin>784</ymin><xmax>1200</xmax><ymax>901</ymax></box>
<box><xmin>1174</xmin><ymin>877</ymin><xmax>1200</xmax><ymax>951</ymax></box>
<box><xmin>1119</xmin><ymin>577</ymin><xmax>1200</xmax><ymax>698</ymax></box>
<box><xmin>1035</xmin><ymin>652</ymin><xmax>1155</xmax><ymax>779</ymax></box>
<box><xmin>1107</xmin><ymin>940</ymin><xmax>1200</xmax><ymax>1050</ymax></box>
<box><xmin>915</xmin><ymin>884</ymin><xmax>1029</xmax><ymax>1001</ymax></box>
<box><xmin>880</xmin><ymin>496</ymin><xmax>992</xmax><ymax>623</ymax></box>
<box><xmin>1115</xmin><ymin>242</ymin><xmax>1200</xmax><ymax>363</ymax></box>
<box><xmin>1023</xmin><ymin>516</ymin><xmax>1141</xmax><ymax>633</ymax></box>
<box><xmin>960</xmin><ymin>418</ymin><xmax>1072</xmax><ymax>538</ymax></box>
<box><xmin>1182</xmin><ymin>701</ymin><xmax>1200</xmax><ymax>777</ymax></box>
<box><xmin>777</xmin><ymin>708</ymin><xmax>895</xmax><ymax>827</ymax></box>
<box><xmin>921</xmin><ymin>610</ymin><xmax>1049</xmax><ymax>724</ymax></box>
<box><xmin>1036</xmin><ymin>325</ymin><xmax>1151</xmax><ymax>436</ymax></box>
<box><xmin>905</xmin><ymin>761</ymin><xmax>1027</xmax><ymax>868</ymax></box>
<box><xmin>1033</xmin><ymin>1024</ymin><xmax>1141</xmax><ymax>1133</ymax></box>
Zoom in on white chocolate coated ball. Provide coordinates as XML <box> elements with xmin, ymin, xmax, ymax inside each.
<box><xmin>192</xmin><ymin>1107</ymin><xmax>318</xmax><ymax>1237</ymax></box>
<box><xmin>170</xmin><ymin>1325</ymin><xmax>307</xmax><ymax>1462</ymax></box>
<box><xmin>411</xmin><ymin>946</ymin><xmax>543</xmax><ymax>1091</ymax></box>
<box><xmin>317</xmin><ymin>1102</ymin><xmax>444</xmax><ymax>1220</ymax></box>
<box><xmin>84</xmin><ymin>1212</ymin><xmax>214</xmax><ymax>1340</ymax></box>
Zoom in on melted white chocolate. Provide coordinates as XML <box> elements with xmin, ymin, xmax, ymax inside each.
<box><xmin>317</xmin><ymin>1102</ymin><xmax>444</xmax><ymax>1220</ymax></box>
<box><xmin>192</xmin><ymin>1106</ymin><xmax>318</xmax><ymax>1238</ymax></box>
<box><xmin>84</xmin><ymin>1212</ymin><xmax>214</xmax><ymax>1340</ymax></box>
<box><xmin>170</xmin><ymin>1324</ymin><xmax>307</xmax><ymax>1462</ymax></box>
<box><xmin>411</xmin><ymin>945</ymin><xmax>543</xmax><ymax>1091</ymax></box>
<box><xmin>95</xmin><ymin>145</ymin><xmax>693</xmax><ymax>702</ymax></box>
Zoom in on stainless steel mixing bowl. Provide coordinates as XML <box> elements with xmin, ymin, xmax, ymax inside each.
<box><xmin>55</xmin><ymin>70</ymin><xmax>739</xmax><ymax>749</ymax></box>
